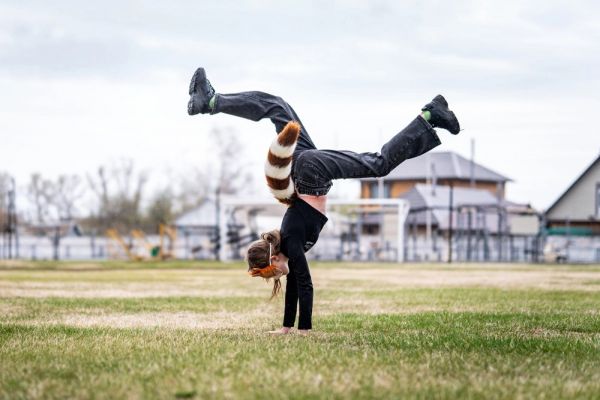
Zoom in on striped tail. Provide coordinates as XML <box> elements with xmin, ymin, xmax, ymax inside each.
<box><xmin>265</xmin><ymin>121</ymin><xmax>301</xmax><ymax>205</ymax></box>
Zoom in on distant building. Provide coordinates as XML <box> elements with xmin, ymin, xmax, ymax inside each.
<box><xmin>544</xmin><ymin>154</ymin><xmax>600</xmax><ymax>263</ymax></box>
<box><xmin>546</xmin><ymin>154</ymin><xmax>600</xmax><ymax>235</ymax></box>
<box><xmin>360</xmin><ymin>151</ymin><xmax>511</xmax><ymax>200</ymax></box>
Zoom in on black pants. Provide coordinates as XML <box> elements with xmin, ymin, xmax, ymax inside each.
<box><xmin>213</xmin><ymin>90</ymin><xmax>442</xmax><ymax>329</ymax></box>
<box><xmin>213</xmin><ymin>91</ymin><xmax>442</xmax><ymax>195</ymax></box>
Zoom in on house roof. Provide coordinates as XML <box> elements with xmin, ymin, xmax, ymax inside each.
<box><xmin>404</xmin><ymin>183</ymin><xmax>500</xmax><ymax>210</ymax></box>
<box><xmin>546</xmin><ymin>154</ymin><xmax>600</xmax><ymax>214</ymax></box>
<box><xmin>360</xmin><ymin>151</ymin><xmax>511</xmax><ymax>183</ymax></box>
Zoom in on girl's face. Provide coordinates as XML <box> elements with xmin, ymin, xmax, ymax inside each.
<box><xmin>270</xmin><ymin>253</ymin><xmax>289</xmax><ymax>277</ymax></box>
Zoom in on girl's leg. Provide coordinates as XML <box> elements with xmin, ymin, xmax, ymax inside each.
<box><xmin>213</xmin><ymin>91</ymin><xmax>317</xmax><ymax>154</ymax></box>
<box><xmin>293</xmin><ymin>116</ymin><xmax>441</xmax><ymax>195</ymax></box>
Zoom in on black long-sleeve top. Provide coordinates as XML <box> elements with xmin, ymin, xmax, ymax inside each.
<box><xmin>279</xmin><ymin>197</ymin><xmax>328</xmax><ymax>330</ymax></box>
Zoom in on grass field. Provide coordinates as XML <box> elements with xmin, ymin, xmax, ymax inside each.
<box><xmin>1</xmin><ymin>260</ymin><xmax>599</xmax><ymax>399</ymax></box>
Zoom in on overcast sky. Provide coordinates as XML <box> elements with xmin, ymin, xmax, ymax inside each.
<box><xmin>1</xmin><ymin>0</ymin><xmax>599</xmax><ymax>210</ymax></box>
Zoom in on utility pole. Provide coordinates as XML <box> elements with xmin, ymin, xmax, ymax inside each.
<box><xmin>215</xmin><ymin>187</ymin><xmax>221</xmax><ymax>261</ymax></box>
<box><xmin>425</xmin><ymin>154</ymin><xmax>432</xmax><ymax>261</ymax></box>
<box><xmin>6</xmin><ymin>178</ymin><xmax>17</xmax><ymax>260</ymax></box>
<box><xmin>470</xmin><ymin>139</ymin><xmax>476</xmax><ymax>188</ymax></box>
<box><xmin>448</xmin><ymin>184</ymin><xmax>454</xmax><ymax>264</ymax></box>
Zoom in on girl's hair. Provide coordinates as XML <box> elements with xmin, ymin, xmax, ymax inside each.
<box><xmin>246</xmin><ymin>229</ymin><xmax>282</xmax><ymax>299</ymax></box>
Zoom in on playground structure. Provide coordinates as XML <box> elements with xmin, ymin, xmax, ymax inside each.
<box><xmin>402</xmin><ymin>184</ymin><xmax>542</xmax><ymax>262</ymax></box>
<box><xmin>216</xmin><ymin>197</ymin><xmax>410</xmax><ymax>262</ymax></box>
<box><xmin>406</xmin><ymin>202</ymin><xmax>543</xmax><ymax>262</ymax></box>
<box><xmin>106</xmin><ymin>223</ymin><xmax>177</xmax><ymax>261</ymax></box>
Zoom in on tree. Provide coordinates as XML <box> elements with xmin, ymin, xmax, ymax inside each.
<box><xmin>211</xmin><ymin>126</ymin><xmax>253</xmax><ymax>196</ymax></box>
<box><xmin>24</xmin><ymin>173</ymin><xmax>85</xmax><ymax>224</ymax></box>
<box><xmin>0</xmin><ymin>172</ymin><xmax>12</xmax><ymax>226</ymax></box>
<box><xmin>166</xmin><ymin>127</ymin><xmax>252</xmax><ymax>218</ymax></box>
<box><xmin>144</xmin><ymin>189</ymin><xmax>175</xmax><ymax>231</ymax></box>
<box><xmin>27</xmin><ymin>173</ymin><xmax>54</xmax><ymax>223</ymax></box>
<box><xmin>54</xmin><ymin>174</ymin><xmax>85</xmax><ymax>220</ymax></box>
<box><xmin>86</xmin><ymin>159</ymin><xmax>148</xmax><ymax>232</ymax></box>
<box><xmin>172</xmin><ymin>167</ymin><xmax>212</xmax><ymax>215</ymax></box>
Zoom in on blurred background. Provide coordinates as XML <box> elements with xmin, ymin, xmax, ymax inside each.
<box><xmin>1</xmin><ymin>0</ymin><xmax>599</xmax><ymax>263</ymax></box>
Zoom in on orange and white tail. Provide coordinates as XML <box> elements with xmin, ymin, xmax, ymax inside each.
<box><xmin>264</xmin><ymin>121</ymin><xmax>301</xmax><ymax>205</ymax></box>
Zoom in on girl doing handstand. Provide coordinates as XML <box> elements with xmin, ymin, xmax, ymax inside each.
<box><xmin>188</xmin><ymin>67</ymin><xmax>460</xmax><ymax>334</ymax></box>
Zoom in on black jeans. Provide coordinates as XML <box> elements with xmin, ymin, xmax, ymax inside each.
<box><xmin>213</xmin><ymin>91</ymin><xmax>442</xmax><ymax>195</ymax></box>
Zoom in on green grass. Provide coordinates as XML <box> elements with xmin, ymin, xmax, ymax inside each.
<box><xmin>1</xmin><ymin>261</ymin><xmax>599</xmax><ymax>399</ymax></box>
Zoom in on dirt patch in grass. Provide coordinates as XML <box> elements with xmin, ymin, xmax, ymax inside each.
<box><xmin>0</xmin><ymin>281</ymin><xmax>262</xmax><ymax>298</ymax></box>
<box><xmin>316</xmin><ymin>268</ymin><xmax>600</xmax><ymax>291</ymax></box>
<box><xmin>19</xmin><ymin>310</ymin><xmax>274</xmax><ymax>330</ymax></box>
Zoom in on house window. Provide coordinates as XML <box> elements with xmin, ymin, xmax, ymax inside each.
<box><xmin>369</xmin><ymin>181</ymin><xmax>391</xmax><ymax>198</ymax></box>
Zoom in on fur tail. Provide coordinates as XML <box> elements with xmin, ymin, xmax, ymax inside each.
<box><xmin>264</xmin><ymin>121</ymin><xmax>301</xmax><ymax>205</ymax></box>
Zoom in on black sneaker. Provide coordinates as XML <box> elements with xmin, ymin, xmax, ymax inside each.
<box><xmin>187</xmin><ymin>67</ymin><xmax>216</xmax><ymax>115</ymax></box>
<box><xmin>421</xmin><ymin>94</ymin><xmax>460</xmax><ymax>134</ymax></box>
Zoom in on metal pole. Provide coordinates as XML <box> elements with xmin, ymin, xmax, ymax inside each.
<box><xmin>467</xmin><ymin>207</ymin><xmax>472</xmax><ymax>261</ymax></box>
<box><xmin>565</xmin><ymin>217</ymin><xmax>571</xmax><ymax>262</ymax></box>
<box><xmin>425</xmin><ymin>155</ymin><xmax>432</xmax><ymax>260</ymax></box>
<box><xmin>12</xmin><ymin>178</ymin><xmax>18</xmax><ymax>259</ymax></box>
<box><xmin>218</xmin><ymin>194</ymin><xmax>229</xmax><ymax>262</ymax></box>
<box><xmin>448</xmin><ymin>185</ymin><xmax>454</xmax><ymax>263</ymax></box>
<box><xmin>378</xmin><ymin>178</ymin><xmax>385</xmax><ymax>260</ymax></box>
<box><xmin>397</xmin><ymin>201</ymin><xmax>409</xmax><ymax>262</ymax></box>
<box><xmin>470</xmin><ymin>138</ymin><xmax>475</xmax><ymax>188</ymax></box>
<box><xmin>215</xmin><ymin>189</ymin><xmax>222</xmax><ymax>261</ymax></box>
<box><xmin>496</xmin><ymin>183</ymin><xmax>503</xmax><ymax>261</ymax></box>
<box><xmin>53</xmin><ymin>226</ymin><xmax>60</xmax><ymax>261</ymax></box>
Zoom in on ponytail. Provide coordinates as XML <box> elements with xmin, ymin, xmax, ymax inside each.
<box><xmin>261</xmin><ymin>229</ymin><xmax>281</xmax><ymax>254</ymax></box>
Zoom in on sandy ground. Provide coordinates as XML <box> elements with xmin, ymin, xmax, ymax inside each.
<box><xmin>318</xmin><ymin>268</ymin><xmax>600</xmax><ymax>291</ymax></box>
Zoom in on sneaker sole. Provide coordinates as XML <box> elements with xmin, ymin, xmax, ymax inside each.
<box><xmin>187</xmin><ymin>96</ymin><xmax>196</xmax><ymax>115</ymax></box>
<box><xmin>448</xmin><ymin>111</ymin><xmax>460</xmax><ymax>135</ymax></box>
<box><xmin>189</xmin><ymin>67</ymin><xmax>206</xmax><ymax>96</ymax></box>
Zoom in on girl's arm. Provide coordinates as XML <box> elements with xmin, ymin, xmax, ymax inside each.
<box><xmin>284</xmin><ymin>238</ymin><xmax>313</xmax><ymax>331</ymax></box>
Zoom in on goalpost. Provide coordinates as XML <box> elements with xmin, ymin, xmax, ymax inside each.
<box><xmin>218</xmin><ymin>197</ymin><xmax>410</xmax><ymax>262</ymax></box>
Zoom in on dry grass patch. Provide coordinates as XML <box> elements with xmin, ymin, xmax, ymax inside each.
<box><xmin>315</xmin><ymin>267</ymin><xmax>600</xmax><ymax>291</ymax></box>
<box><xmin>25</xmin><ymin>310</ymin><xmax>274</xmax><ymax>330</ymax></box>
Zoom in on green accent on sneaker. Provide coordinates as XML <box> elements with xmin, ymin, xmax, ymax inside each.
<box><xmin>421</xmin><ymin>110</ymin><xmax>431</xmax><ymax>121</ymax></box>
<box><xmin>208</xmin><ymin>95</ymin><xmax>216</xmax><ymax>111</ymax></box>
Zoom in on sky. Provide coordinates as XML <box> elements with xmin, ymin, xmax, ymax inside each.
<box><xmin>1</xmin><ymin>0</ymin><xmax>599</xmax><ymax>211</ymax></box>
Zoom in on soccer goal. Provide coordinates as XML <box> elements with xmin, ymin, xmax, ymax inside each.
<box><xmin>218</xmin><ymin>197</ymin><xmax>410</xmax><ymax>262</ymax></box>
